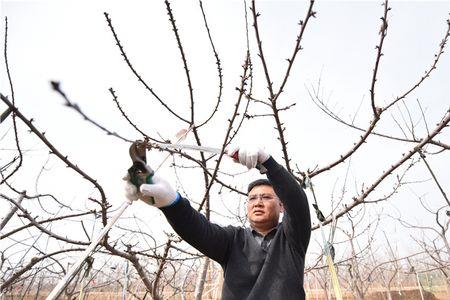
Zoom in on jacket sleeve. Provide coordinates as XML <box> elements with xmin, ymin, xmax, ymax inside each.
<box><xmin>160</xmin><ymin>197</ymin><xmax>235</xmax><ymax>266</ymax></box>
<box><xmin>263</xmin><ymin>157</ymin><xmax>311</xmax><ymax>255</ymax></box>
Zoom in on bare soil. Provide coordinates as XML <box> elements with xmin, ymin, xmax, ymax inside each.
<box><xmin>366</xmin><ymin>289</ymin><xmax>441</xmax><ymax>300</ymax></box>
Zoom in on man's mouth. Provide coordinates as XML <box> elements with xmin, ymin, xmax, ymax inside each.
<box><xmin>253</xmin><ymin>210</ymin><xmax>264</xmax><ymax>215</ymax></box>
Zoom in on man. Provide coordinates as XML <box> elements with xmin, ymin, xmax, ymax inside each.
<box><xmin>125</xmin><ymin>146</ymin><xmax>311</xmax><ymax>299</ymax></box>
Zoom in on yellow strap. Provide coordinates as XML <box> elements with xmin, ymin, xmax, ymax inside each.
<box><xmin>326</xmin><ymin>252</ymin><xmax>343</xmax><ymax>300</ymax></box>
<box><xmin>306</xmin><ymin>172</ymin><xmax>343</xmax><ymax>300</ymax></box>
<box><xmin>78</xmin><ymin>278</ymin><xmax>86</xmax><ymax>300</ymax></box>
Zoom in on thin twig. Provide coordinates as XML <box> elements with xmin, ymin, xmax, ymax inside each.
<box><xmin>370</xmin><ymin>0</ymin><xmax>390</xmax><ymax>117</ymax></box>
<box><xmin>104</xmin><ymin>12</ymin><xmax>189</xmax><ymax>123</ymax></box>
<box><xmin>51</xmin><ymin>81</ymin><xmax>131</xmax><ymax>143</ymax></box>
<box><xmin>109</xmin><ymin>88</ymin><xmax>157</xmax><ymax>141</ymax></box>
<box><xmin>1</xmin><ymin>17</ymin><xmax>23</xmax><ymax>185</ymax></box>
<box><xmin>165</xmin><ymin>0</ymin><xmax>195</xmax><ymax>125</ymax></box>
<box><xmin>418</xmin><ymin>150</ymin><xmax>450</xmax><ymax>206</ymax></box>
<box><xmin>196</xmin><ymin>0</ymin><xmax>223</xmax><ymax>128</ymax></box>
<box><xmin>1</xmin><ymin>211</ymin><xmax>96</xmax><ymax>240</ymax></box>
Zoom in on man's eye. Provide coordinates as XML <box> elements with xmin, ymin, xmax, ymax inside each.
<box><xmin>262</xmin><ymin>196</ymin><xmax>272</xmax><ymax>201</ymax></box>
<box><xmin>248</xmin><ymin>197</ymin><xmax>257</xmax><ymax>201</ymax></box>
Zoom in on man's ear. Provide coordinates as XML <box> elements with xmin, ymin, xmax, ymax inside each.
<box><xmin>279</xmin><ymin>201</ymin><xmax>284</xmax><ymax>213</ymax></box>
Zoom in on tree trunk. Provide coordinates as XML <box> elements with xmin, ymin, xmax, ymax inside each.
<box><xmin>194</xmin><ymin>257</ymin><xmax>210</xmax><ymax>300</ymax></box>
<box><xmin>0</xmin><ymin>192</ymin><xmax>25</xmax><ymax>230</ymax></box>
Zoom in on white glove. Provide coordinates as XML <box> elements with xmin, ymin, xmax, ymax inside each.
<box><xmin>124</xmin><ymin>174</ymin><xmax>179</xmax><ymax>208</ymax></box>
<box><xmin>227</xmin><ymin>145</ymin><xmax>270</xmax><ymax>170</ymax></box>
<box><xmin>124</xmin><ymin>178</ymin><xmax>139</xmax><ymax>203</ymax></box>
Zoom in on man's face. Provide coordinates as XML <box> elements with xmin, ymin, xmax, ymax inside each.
<box><xmin>247</xmin><ymin>185</ymin><xmax>284</xmax><ymax>231</ymax></box>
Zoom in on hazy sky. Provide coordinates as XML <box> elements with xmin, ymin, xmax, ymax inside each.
<box><xmin>1</xmin><ymin>0</ymin><xmax>449</xmax><ymax>264</ymax></box>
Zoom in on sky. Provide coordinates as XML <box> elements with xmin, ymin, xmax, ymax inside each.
<box><xmin>1</xmin><ymin>0</ymin><xmax>449</xmax><ymax>270</ymax></box>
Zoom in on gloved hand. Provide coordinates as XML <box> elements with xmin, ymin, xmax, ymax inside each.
<box><xmin>227</xmin><ymin>145</ymin><xmax>270</xmax><ymax>170</ymax></box>
<box><xmin>124</xmin><ymin>174</ymin><xmax>179</xmax><ymax>208</ymax></box>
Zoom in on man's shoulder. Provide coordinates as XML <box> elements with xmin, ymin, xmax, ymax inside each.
<box><xmin>219</xmin><ymin>225</ymin><xmax>255</xmax><ymax>242</ymax></box>
<box><xmin>222</xmin><ymin>224</ymin><xmax>243</xmax><ymax>233</ymax></box>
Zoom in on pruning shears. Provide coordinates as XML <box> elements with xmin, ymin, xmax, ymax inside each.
<box><xmin>128</xmin><ymin>139</ymin><xmax>155</xmax><ymax>205</ymax></box>
<box><xmin>147</xmin><ymin>141</ymin><xmax>267</xmax><ymax>173</ymax></box>
<box><xmin>134</xmin><ymin>139</ymin><xmax>267</xmax><ymax>174</ymax></box>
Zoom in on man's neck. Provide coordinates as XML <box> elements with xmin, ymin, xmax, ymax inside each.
<box><xmin>252</xmin><ymin>224</ymin><xmax>278</xmax><ymax>236</ymax></box>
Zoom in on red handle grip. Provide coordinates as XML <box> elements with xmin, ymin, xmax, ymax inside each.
<box><xmin>231</xmin><ymin>151</ymin><xmax>239</xmax><ymax>160</ymax></box>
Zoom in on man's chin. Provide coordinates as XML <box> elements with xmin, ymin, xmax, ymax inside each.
<box><xmin>250</xmin><ymin>216</ymin><xmax>267</xmax><ymax>224</ymax></box>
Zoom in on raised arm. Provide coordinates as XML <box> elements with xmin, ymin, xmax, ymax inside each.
<box><xmin>160</xmin><ymin>195</ymin><xmax>235</xmax><ymax>265</ymax></box>
<box><xmin>124</xmin><ymin>175</ymin><xmax>234</xmax><ymax>265</ymax></box>
<box><xmin>264</xmin><ymin>157</ymin><xmax>311</xmax><ymax>254</ymax></box>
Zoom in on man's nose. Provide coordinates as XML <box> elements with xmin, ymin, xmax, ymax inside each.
<box><xmin>254</xmin><ymin>198</ymin><xmax>264</xmax><ymax>206</ymax></box>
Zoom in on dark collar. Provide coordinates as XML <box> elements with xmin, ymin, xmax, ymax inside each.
<box><xmin>250</xmin><ymin>223</ymin><xmax>280</xmax><ymax>237</ymax></box>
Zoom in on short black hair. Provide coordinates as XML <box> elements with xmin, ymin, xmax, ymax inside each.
<box><xmin>247</xmin><ymin>179</ymin><xmax>272</xmax><ymax>194</ymax></box>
